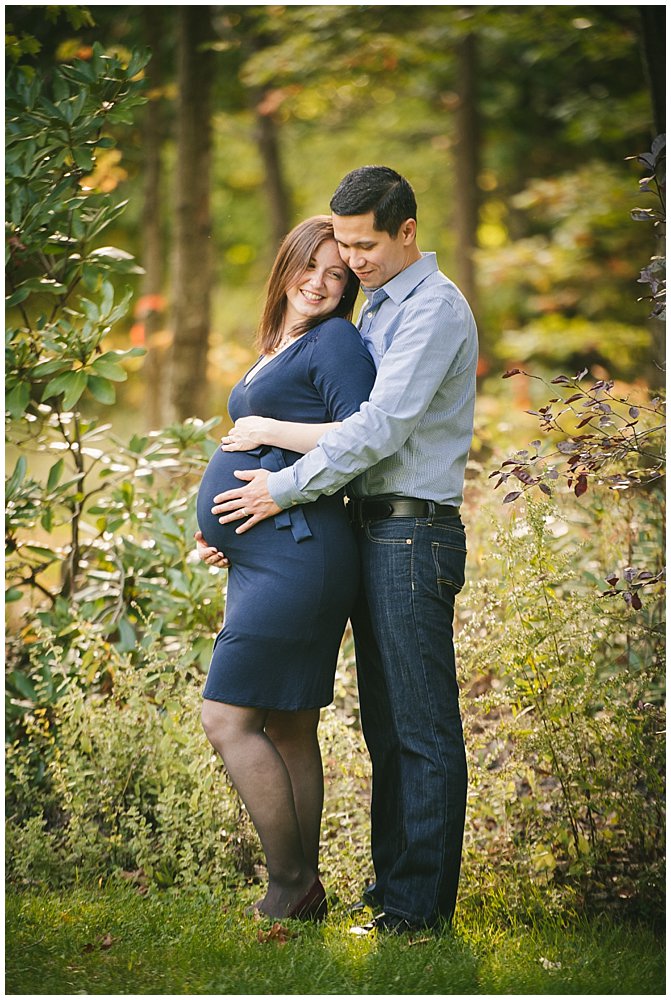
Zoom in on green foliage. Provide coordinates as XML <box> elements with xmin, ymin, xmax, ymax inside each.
<box><xmin>5</xmin><ymin>42</ymin><xmax>149</xmax><ymax>469</ymax></box>
<box><xmin>5</xmin><ymin>45</ymin><xmax>227</xmax><ymax>729</ymax></box>
<box><xmin>4</xmin><ymin>625</ymin><xmax>372</xmax><ymax>894</ymax></box>
<box><xmin>458</xmin><ymin>491</ymin><xmax>665</xmax><ymax>921</ymax></box>
<box><xmin>488</xmin><ymin>140</ymin><xmax>665</xmax><ymax>615</ymax></box>
<box><xmin>476</xmin><ymin>161</ymin><xmax>656</xmax><ymax>377</ymax></box>
<box><xmin>5</xmin><ymin>416</ymin><xmax>225</xmax><ymax>729</ymax></box>
<box><xmin>6</xmin><ymin>635</ymin><xmax>238</xmax><ymax>888</ymax></box>
<box><xmin>7</xmin><ymin>489</ymin><xmax>664</xmax><ymax>922</ymax></box>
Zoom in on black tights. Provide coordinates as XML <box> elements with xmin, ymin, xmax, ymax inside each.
<box><xmin>202</xmin><ymin>699</ymin><xmax>322</xmax><ymax>917</ymax></box>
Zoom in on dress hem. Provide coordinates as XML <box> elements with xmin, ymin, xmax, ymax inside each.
<box><xmin>201</xmin><ymin>691</ymin><xmax>332</xmax><ymax>712</ymax></box>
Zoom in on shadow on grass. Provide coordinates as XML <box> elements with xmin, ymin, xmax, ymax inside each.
<box><xmin>5</xmin><ymin>884</ymin><xmax>666</xmax><ymax>995</ymax></box>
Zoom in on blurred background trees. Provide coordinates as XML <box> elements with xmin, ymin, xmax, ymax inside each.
<box><xmin>6</xmin><ymin>4</ymin><xmax>665</xmax><ymax>423</ymax></box>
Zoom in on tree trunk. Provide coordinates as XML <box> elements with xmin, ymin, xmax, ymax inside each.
<box><xmin>140</xmin><ymin>8</ymin><xmax>169</xmax><ymax>429</ymax></box>
<box><xmin>170</xmin><ymin>6</ymin><xmax>214</xmax><ymax>421</ymax></box>
<box><xmin>453</xmin><ymin>29</ymin><xmax>480</xmax><ymax>328</ymax></box>
<box><xmin>255</xmin><ymin>101</ymin><xmax>292</xmax><ymax>252</ymax></box>
<box><xmin>638</xmin><ymin>6</ymin><xmax>665</xmax><ymax>134</ymax></box>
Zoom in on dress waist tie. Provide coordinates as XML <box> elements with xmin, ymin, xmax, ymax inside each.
<box><xmin>247</xmin><ymin>446</ymin><xmax>312</xmax><ymax>543</ymax></box>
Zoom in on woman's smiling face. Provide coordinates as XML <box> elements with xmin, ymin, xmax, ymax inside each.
<box><xmin>284</xmin><ymin>239</ymin><xmax>349</xmax><ymax>329</ymax></box>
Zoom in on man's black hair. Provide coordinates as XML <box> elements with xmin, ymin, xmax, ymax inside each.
<box><xmin>330</xmin><ymin>166</ymin><xmax>417</xmax><ymax>237</ymax></box>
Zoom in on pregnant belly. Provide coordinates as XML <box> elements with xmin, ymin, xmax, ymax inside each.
<box><xmin>196</xmin><ymin>449</ymin><xmax>267</xmax><ymax>558</ymax></box>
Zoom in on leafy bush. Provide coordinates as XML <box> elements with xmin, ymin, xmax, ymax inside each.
<box><xmin>6</xmin><ymin>632</ymin><xmax>238</xmax><ymax>888</ymax></box>
<box><xmin>457</xmin><ymin>487</ymin><xmax>665</xmax><ymax>922</ymax></box>
<box><xmin>474</xmin><ymin>161</ymin><xmax>657</xmax><ymax>380</ymax></box>
<box><xmin>4</xmin><ymin>41</ymin><xmax>237</xmax><ymax>889</ymax></box>
<box><xmin>491</xmin><ymin>369</ymin><xmax>664</xmax><ymax>504</ymax></box>
<box><xmin>488</xmin><ymin>138</ymin><xmax>665</xmax><ymax>612</ymax></box>
<box><xmin>5</xmin><ymin>621</ymin><xmax>375</xmax><ymax>895</ymax></box>
<box><xmin>466</xmin><ymin>137</ymin><xmax>666</xmax><ymax>916</ymax></box>
<box><xmin>8</xmin><ymin>485</ymin><xmax>663</xmax><ymax>921</ymax></box>
<box><xmin>5</xmin><ymin>46</ymin><xmax>227</xmax><ymax>737</ymax></box>
<box><xmin>627</xmin><ymin>133</ymin><xmax>665</xmax><ymax>321</ymax></box>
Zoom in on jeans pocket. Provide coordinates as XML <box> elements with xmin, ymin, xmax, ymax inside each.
<box><xmin>364</xmin><ymin>518</ymin><xmax>415</xmax><ymax>545</ymax></box>
<box><xmin>431</xmin><ymin>539</ymin><xmax>466</xmax><ymax>596</ymax></box>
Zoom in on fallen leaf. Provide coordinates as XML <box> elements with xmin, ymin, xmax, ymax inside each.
<box><xmin>257</xmin><ymin>921</ymin><xmax>297</xmax><ymax>945</ymax></box>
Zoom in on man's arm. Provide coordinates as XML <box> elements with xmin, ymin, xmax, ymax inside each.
<box><xmin>213</xmin><ymin>293</ymin><xmax>474</xmax><ymax>532</ymax></box>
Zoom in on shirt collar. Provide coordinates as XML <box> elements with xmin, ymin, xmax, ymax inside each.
<box><xmin>362</xmin><ymin>252</ymin><xmax>438</xmax><ymax>306</ymax></box>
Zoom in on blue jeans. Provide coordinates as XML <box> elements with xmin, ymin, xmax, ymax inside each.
<box><xmin>351</xmin><ymin>510</ymin><xmax>468</xmax><ymax>925</ymax></box>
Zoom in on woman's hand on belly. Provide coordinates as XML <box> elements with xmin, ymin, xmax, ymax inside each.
<box><xmin>221</xmin><ymin>415</ymin><xmax>341</xmax><ymax>455</ymax></box>
<box><xmin>194</xmin><ymin>530</ymin><xmax>230</xmax><ymax>568</ymax></box>
<box><xmin>220</xmin><ymin>416</ymin><xmax>271</xmax><ymax>451</ymax></box>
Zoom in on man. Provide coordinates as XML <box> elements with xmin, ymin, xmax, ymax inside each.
<box><xmin>208</xmin><ymin>166</ymin><xmax>478</xmax><ymax>933</ymax></box>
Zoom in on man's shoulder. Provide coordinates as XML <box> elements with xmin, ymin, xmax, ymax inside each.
<box><xmin>418</xmin><ymin>266</ymin><xmax>465</xmax><ymax>300</ymax></box>
<box><xmin>405</xmin><ymin>270</ymin><xmax>475</xmax><ymax>325</ymax></box>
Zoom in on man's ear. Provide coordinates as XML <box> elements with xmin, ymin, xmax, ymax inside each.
<box><xmin>400</xmin><ymin>218</ymin><xmax>417</xmax><ymax>245</ymax></box>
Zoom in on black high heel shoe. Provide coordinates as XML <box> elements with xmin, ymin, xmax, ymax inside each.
<box><xmin>287</xmin><ymin>876</ymin><xmax>327</xmax><ymax>921</ymax></box>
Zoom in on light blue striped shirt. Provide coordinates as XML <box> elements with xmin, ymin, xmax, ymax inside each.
<box><xmin>267</xmin><ymin>252</ymin><xmax>478</xmax><ymax>508</ymax></box>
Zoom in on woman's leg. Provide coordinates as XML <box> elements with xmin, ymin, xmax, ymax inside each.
<box><xmin>202</xmin><ymin>698</ymin><xmax>315</xmax><ymax>917</ymax></box>
<box><xmin>265</xmin><ymin>708</ymin><xmax>323</xmax><ymax>872</ymax></box>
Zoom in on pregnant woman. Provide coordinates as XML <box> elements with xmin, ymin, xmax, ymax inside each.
<box><xmin>196</xmin><ymin>216</ymin><xmax>375</xmax><ymax>922</ymax></box>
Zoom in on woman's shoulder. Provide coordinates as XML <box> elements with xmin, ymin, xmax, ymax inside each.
<box><xmin>307</xmin><ymin>316</ymin><xmax>362</xmax><ymax>352</ymax></box>
<box><xmin>306</xmin><ymin>316</ymin><xmax>375</xmax><ymax>383</ymax></box>
<box><xmin>311</xmin><ymin>316</ymin><xmax>359</xmax><ymax>338</ymax></box>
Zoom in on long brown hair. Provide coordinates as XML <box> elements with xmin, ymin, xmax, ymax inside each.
<box><xmin>256</xmin><ymin>215</ymin><xmax>360</xmax><ymax>354</ymax></box>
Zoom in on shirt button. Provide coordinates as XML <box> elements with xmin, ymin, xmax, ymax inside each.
<box><xmin>366</xmin><ymin>312</ymin><xmax>373</xmax><ymax>319</ymax></box>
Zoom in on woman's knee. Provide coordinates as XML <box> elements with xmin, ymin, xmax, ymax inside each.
<box><xmin>201</xmin><ymin>699</ymin><xmax>224</xmax><ymax>748</ymax></box>
<box><xmin>201</xmin><ymin>699</ymin><xmax>265</xmax><ymax>751</ymax></box>
<box><xmin>265</xmin><ymin>708</ymin><xmax>320</xmax><ymax>748</ymax></box>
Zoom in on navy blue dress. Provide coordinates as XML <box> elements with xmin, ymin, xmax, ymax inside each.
<box><xmin>196</xmin><ymin>318</ymin><xmax>376</xmax><ymax>710</ymax></box>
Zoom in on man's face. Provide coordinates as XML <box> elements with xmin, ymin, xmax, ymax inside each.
<box><xmin>332</xmin><ymin>211</ymin><xmax>417</xmax><ymax>289</ymax></box>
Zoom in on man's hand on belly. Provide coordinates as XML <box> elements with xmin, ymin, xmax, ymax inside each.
<box><xmin>211</xmin><ymin>468</ymin><xmax>282</xmax><ymax>534</ymax></box>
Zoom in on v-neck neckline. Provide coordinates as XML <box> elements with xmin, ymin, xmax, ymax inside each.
<box><xmin>243</xmin><ymin>334</ymin><xmax>305</xmax><ymax>385</ymax></box>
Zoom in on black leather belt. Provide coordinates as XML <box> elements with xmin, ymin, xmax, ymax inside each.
<box><xmin>347</xmin><ymin>496</ymin><xmax>460</xmax><ymax>525</ymax></box>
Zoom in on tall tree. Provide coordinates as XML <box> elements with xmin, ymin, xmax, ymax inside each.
<box><xmin>638</xmin><ymin>6</ymin><xmax>665</xmax><ymax>134</ymax></box>
<box><xmin>212</xmin><ymin>8</ymin><xmax>294</xmax><ymax>250</ymax></box>
<box><xmin>170</xmin><ymin>6</ymin><xmax>215</xmax><ymax>420</ymax></box>
<box><xmin>139</xmin><ymin>7</ymin><xmax>170</xmax><ymax>428</ymax></box>
<box><xmin>453</xmin><ymin>23</ymin><xmax>480</xmax><ymax>323</ymax></box>
<box><xmin>253</xmin><ymin>90</ymin><xmax>293</xmax><ymax>249</ymax></box>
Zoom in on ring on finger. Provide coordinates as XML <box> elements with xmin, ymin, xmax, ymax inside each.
<box><xmin>240</xmin><ymin>507</ymin><xmax>247</xmax><ymax>517</ymax></box>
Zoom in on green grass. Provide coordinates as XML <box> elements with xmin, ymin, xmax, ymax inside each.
<box><xmin>5</xmin><ymin>884</ymin><xmax>666</xmax><ymax>995</ymax></box>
